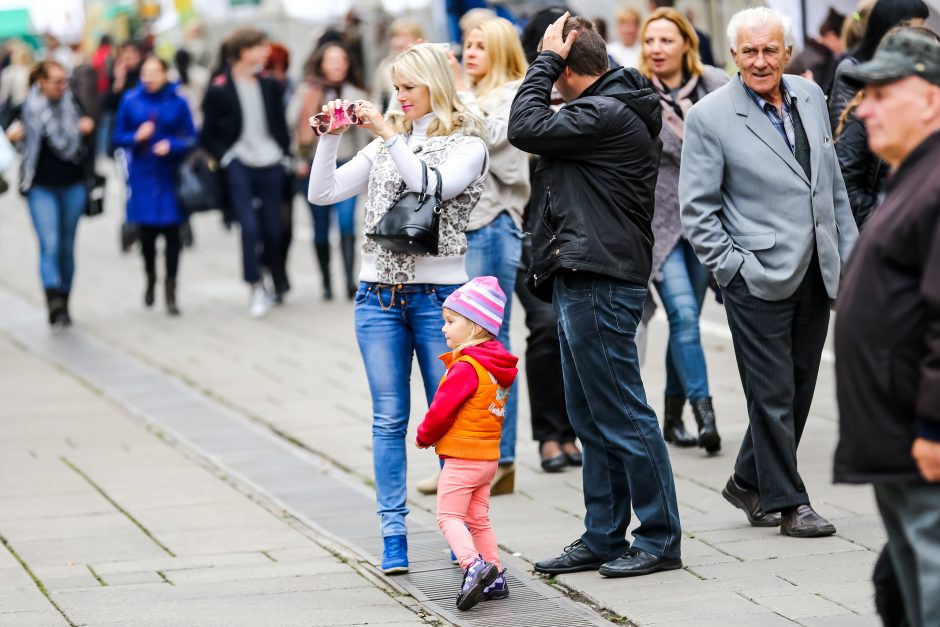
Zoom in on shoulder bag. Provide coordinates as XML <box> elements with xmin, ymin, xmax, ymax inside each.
<box><xmin>367</xmin><ymin>161</ymin><xmax>443</xmax><ymax>256</ymax></box>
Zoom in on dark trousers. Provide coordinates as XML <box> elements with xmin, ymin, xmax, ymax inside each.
<box><xmin>874</xmin><ymin>482</ymin><xmax>940</xmax><ymax>627</ymax></box>
<box><xmin>553</xmin><ymin>272</ymin><xmax>681</xmax><ymax>561</ymax></box>
<box><xmin>139</xmin><ymin>225</ymin><xmax>181</xmax><ymax>281</ymax></box>
<box><xmin>722</xmin><ymin>256</ymin><xmax>830</xmax><ymax>512</ymax></box>
<box><xmin>515</xmin><ymin>267</ymin><xmax>575</xmax><ymax>444</ymax></box>
<box><xmin>226</xmin><ymin>160</ymin><xmax>287</xmax><ymax>287</ymax></box>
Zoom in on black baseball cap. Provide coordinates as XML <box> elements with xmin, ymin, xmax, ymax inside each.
<box><xmin>843</xmin><ymin>30</ymin><xmax>940</xmax><ymax>87</ymax></box>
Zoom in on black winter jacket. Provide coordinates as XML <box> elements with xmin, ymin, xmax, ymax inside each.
<box><xmin>835</xmin><ymin>113</ymin><xmax>886</xmax><ymax>229</ymax></box>
<box><xmin>200</xmin><ymin>71</ymin><xmax>290</xmax><ymax>163</ymax></box>
<box><xmin>508</xmin><ymin>52</ymin><xmax>662</xmax><ymax>302</ymax></box>
<box><xmin>834</xmin><ymin>131</ymin><xmax>940</xmax><ymax>484</ymax></box>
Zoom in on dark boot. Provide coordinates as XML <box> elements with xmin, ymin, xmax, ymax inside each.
<box><xmin>340</xmin><ymin>235</ymin><xmax>357</xmax><ymax>300</ymax></box>
<box><xmin>144</xmin><ymin>273</ymin><xmax>156</xmax><ymax>308</ymax></box>
<box><xmin>61</xmin><ymin>291</ymin><xmax>72</xmax><ymax>326</ymax></box>
<box><xmin>165</xmin><ymin>279</ymin><xmax>180</xmax><ymax>316</ymax></box>
<box><xmin>663</xmin><ymin>396</ymin><xmax>697</xmax><ymax>447</ymax></box>
<box><xmin>691</xmin><ymin>396</ymin><xmax>721</xmax><ymax>453</ymax></box>
<box><xmin>44</xmin><ymin>288</ymin><xmax>66</xmax><ymax>327</ymax></box>
<box><xmin>314</xmin><ymin>243</ymin><xmax>333</xmax><ymax>300</ymax></box>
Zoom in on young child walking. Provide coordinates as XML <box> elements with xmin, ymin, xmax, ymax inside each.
<box><xmin>416</xmin><ymin>276</ymin><xmax>518</xmax><ymax>611</ymax></box>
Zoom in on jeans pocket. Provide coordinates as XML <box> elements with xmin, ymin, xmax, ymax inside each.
<box><xmin>431</xmin><ymin>284</ymin><xmax>459</xmax><ymax>308</ymax></box>
<box><xmin>354</xmin><ymin>284</ymin><xmax>372</xmax><ymax>307</ymax></box>
<box><xmin>558</xmin><ymin>272</ymin><xmax>592</xmax><ymax>298</ymax></box>
<box><xmin>610</xmin><ymin>284</ymin><xmax>646</xmax><ymax>335</ymax></box>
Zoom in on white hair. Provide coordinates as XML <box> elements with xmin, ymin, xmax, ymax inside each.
<box><xmin>727</xmin><ymin>7</ymin><xmax>794</xmax><ymax>52</ymax></box>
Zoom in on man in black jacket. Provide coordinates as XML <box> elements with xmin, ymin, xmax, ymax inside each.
<box><xmin>834</xmin><ymin>30</ymin><xmax>940</xmax><ymax>627</ymax></box>
<box><xmin>508</xmin><ymin>12</ymin><xmax>681</xmax><ymax>578</ymax></box>
<box><xmin>201</xmin><ymin>28</ymin><xmax>291</xmax><ymax>317</ymax></box>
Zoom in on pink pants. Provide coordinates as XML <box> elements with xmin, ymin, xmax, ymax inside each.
<box><xmin>436</xmin><ymin>458</ymin><xmax>501</xmax><ymax>570</ymax></box>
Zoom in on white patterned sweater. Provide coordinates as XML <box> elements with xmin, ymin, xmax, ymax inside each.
<box><xmin>308</xmin><ymin>114</ymin><xmax>488</xmax><ymax>285</ymax></box>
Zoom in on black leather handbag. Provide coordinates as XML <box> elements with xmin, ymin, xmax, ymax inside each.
<box><xmin>176</xmin><ymin>150</ymin><xmax>222</xmax><ymax>215</ymax></box>
<box><xmin>367</xmin><ymin>162</ymin><xmax>443</xmax><ymax>256</ymax></box>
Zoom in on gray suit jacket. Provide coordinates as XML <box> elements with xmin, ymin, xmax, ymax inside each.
<box><xmin>678</xmin><ymin>74</ymin><xmax>858</xmax><ymax>301</ymax></box>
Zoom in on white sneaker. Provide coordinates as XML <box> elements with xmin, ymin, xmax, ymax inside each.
<box><xmin>248</xmin><ymin>285</ymin><xmax>271</xmax><ymax>318</ymax></box>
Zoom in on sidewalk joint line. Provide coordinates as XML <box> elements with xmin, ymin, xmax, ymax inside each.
<box><xmin>0</xmin><ymin>532</ymin><xmax>78</xmax><ymax>627</ymax></box>
<box><xmin>59</xmin><ymin>455</ymin><xmax>176</xmax><ymax>557</ymax></box>
<box><xmin>816</xmin><ymin>592</ymin><xmax>860</xmax><ymax>615</ymax></box>
<box><xmin>156</xmin><ymin>570</ymin><xmax>174</xmax><ymax>586</ymax></box>
<box><xmin>86</xmin><ymin>564</ymin><xmax>107</xmax><ymax>587</ymax></box>
<box><xmin>260</xmin><ymin>550</ymin><xmax>277</xmax><ymax>562</ymax></box>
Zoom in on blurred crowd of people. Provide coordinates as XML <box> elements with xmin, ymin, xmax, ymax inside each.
<box><xmin>0</xmin><ymin>0</ymin><xmax>938</xmax><ymax>622</ymax></box>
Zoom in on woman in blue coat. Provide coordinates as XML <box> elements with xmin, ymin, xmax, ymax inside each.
<box><xmin>113</xmin><ymin>56</ymin><xmax>196</xmax><ymax>315</ymax></box>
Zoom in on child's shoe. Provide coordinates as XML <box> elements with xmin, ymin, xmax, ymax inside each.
<box><xmin>484</xmin><ymin>569</ymin><xmax>509</xmax><ymax>600</ymax></box>
<box><xmin>450</xmin><ymin>548</ymin><xmax>458</xmax><ymax>565</ymax></box>
<box><xmin>456</xmin><ymin>556</ymin><xmax>499</xmax><ymax>611</ymax></box>
<box><xmin>382</xmin><ymin>535</ymin><xmax>408</xmax><ymax>574</ymax></box>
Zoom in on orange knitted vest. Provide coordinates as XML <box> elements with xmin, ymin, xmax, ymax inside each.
<box><xmin>434</xmin><ymin>355</ymin><xmax>508</xmax><ymax>461</ymax></box>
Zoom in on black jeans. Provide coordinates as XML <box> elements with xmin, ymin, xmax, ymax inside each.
<box><xmin>139</xmin><ymin>225</ymin><xmax>181</xmax><ymax>281</ymax></box>
<box><xmin>514</xmin><ymin>267</ymin><xmax>576</xmax><ymax>444</ymax></box>
<box><xmin>722</xmin><ymin>256</ymin><xmax>830</xmax><ymax>512</ymax></box>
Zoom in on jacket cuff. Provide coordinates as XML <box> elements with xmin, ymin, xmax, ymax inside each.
<box><xmin>916</xmin><ymin>417</ymin><xmax>940</xmax><ymax>443</ymax></box>
<box><xmin>536</xmin><ymin>51</ymin><xmax>566</xmax><ymax>76</ymax></box>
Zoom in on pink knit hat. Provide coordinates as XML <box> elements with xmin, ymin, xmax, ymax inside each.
<box><xmin>443</xmin><ymin>276</ymin><xmax>506</xmax><ymax>337</ymax></box>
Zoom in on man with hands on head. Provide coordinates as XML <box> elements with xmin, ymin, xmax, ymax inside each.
<box><xmin>833</xmin><ymin>28</ymin><xmax>940</xmax><ymax>627</ymax></box>
<box><xmin>508</xmin><ymin>12</ymin><xmax>683</xmax><ymax>579</ymax></box>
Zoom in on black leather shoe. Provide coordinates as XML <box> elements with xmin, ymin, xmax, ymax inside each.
<box><xmin>540</xmin><ymin>442</ymin><xmax>568</xmax><ymax>473</ymax></box>
<box><xmin>599</xmin><ymin>548</ymin><xmax>683</xmax><ymax>578</ymax></box>
<box><xmin>721</xmin><ymin>476</ymin><xmax>782</xmax><ymax>527</ymax></box>
<box><xmin>533</xmin><ymin>539</ymin><xmax>603</xmax><ymax>574</ymax></box>
<box><xmin>780</xmin><ymin>504</ymin><xmax>836</xmax><ymax>538</ymax></box>
<box><xmin>563</xmin><ymin>449</ymin><xmax>582</xmax><ymax>466</ymax></box>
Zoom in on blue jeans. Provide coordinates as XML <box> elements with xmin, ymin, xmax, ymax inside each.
<box><xmin>27</xmin><ymin>183</ymin><xmax>87</xmax><ymax>292</ymax></box>
<box><xmin>355</xmin><ymin>282</ymin><xmax>459</xmax><ymax>538</ymax></box>
<box><xmin>654</xmin><ymin>239</ymin><xmax>711</xmax><ymax>400</ymax></box>
<box><xmin>226</xmin><ymin>160</ymin><xmax>286</xmax><ymax>285</ymax></box>
<box><xmin>465</xmin><ymin>212</ymin><xmax>523</xmax><ymax>463</ymax></box>
<box><xmin>553</xmin><ymin>272</ymin><xmax>681</xmax><ymax>560</ymax></box>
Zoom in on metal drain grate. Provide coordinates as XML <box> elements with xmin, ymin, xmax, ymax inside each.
<box><xmin>0</xmin><ymin>290</ymin><xmax>610</xmax><ymax>627</ymax></box>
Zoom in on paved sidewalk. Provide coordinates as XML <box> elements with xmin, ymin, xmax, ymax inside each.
<box><xmin>0</xmin><ymin>179</ymin><xmax>886</xmax><ymax>626</ymax></box>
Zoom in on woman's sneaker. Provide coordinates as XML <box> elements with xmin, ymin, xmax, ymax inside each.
<box><xmin>484</xmin><ymin>569</ymin><xmax>509</xmax><ymax>600</ymax></box>
<box><xmin>382</xmin><ymin>535</ymin><xmax>408</xmax><ymax>574</ymax></box>
<box><xmin>456</xmin><ymin>556</ymin><xmax>498</xmax><ymax>611</ymax></box>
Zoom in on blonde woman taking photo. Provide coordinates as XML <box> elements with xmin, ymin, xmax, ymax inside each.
<box><xmin>308</xmin><ymin>44</ymin><xmax>488</xmax><ymax>575</ymax></box>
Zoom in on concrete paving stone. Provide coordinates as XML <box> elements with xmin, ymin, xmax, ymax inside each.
<box><xmin>262</xmin><ymin>545</ymin><xmax>335</xmax><ymax>562</ymax></box>
<box><xmin>0</xmin><ymin>610</ymin><xmax>69</xmax><ymax>627</ymax></box>
<box><xmin>11</xmin><ymin>533</ymin><xmax>170</xmax><ymax>567</ymax></box>
<box><xmin>678</xmin><ymin>537</ymin><xmax>742</xmax><ymax>567</ymax></box>
<box><xmin>102</xmin><ymin>570</ymin><xmax>167</xmax><ymax>586</ymax></box>
<box><xmin>164</xmin><ymin>559</ymin><xmax>355</xmax><ymax>585</ymax></box>
<box><xmin>751</xmin><ymin>593</ymin><xmax>853</xmax><ymax>620</ymax></box>
<box><xmin>714</xmin><ymin>535</ymin><xmax>865</xmax><ymax>561</ymax></box>
<box><xmin>132</xmin><ymin>502</ymin><xmax>288</xmax><ymax>533</ymax></box>
<box><xmin>154</xmin><ymin>526</ymin><xmax>308</xmax><ymax>556</ymax></box>
<box><xmin>814</xmin><ymin>583</ymin><xmax>877</xmax><ymax>615</ymax></box>
<box><xmin>799</xmin><ymin>615</ymin><xmax>883</xmax><ymax>627</ymax></box>
<box><xmin>689</xmin><ymin>549</ymin><xmax>877</xmax><ymax>581</ymax></box>
<box><xmin>604</xmin><ymin>590</ymin><xmax>775</xmax><ymax>624</ymax></box>
<box><xmin>0</xmin><ymin>588</ymin><xmax>55</xmax><ymax>613</ymax></box>
<box><xmin>692</xmin><ymin>525</ymin><xmax>786</xmax><ymax>545</ymax></box>
<box><xmin>649</xmin><ymin>614</ymin><xmax>797</xmax><ymax>626</ymax></box>
<box><xmin>0</xmin><ymin>512</ymin><xmax>135</xmax><ymax>541</ymax></box>
<box><xmin>91</xmin><ymin>551</ymin><xmax>273</xmax><ymax>575</ymax></box>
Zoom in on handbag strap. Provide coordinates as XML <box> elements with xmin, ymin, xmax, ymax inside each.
<box><xmin>394</xmin><ymin>160</ymin><xmax>430</xmax><ymax>201</ymax></box>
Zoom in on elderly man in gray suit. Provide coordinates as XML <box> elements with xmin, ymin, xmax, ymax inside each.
<box><xmin>679</xmin><ymin>7</ymin><xmax>858</xmax><ymax>537</ymax></box>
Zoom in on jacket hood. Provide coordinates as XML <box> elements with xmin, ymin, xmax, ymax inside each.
<box><xmin>443</xmin><ymin>340</ymin><xmax>518</xmax><ymax>388</ymax></box>
<box><xmin>582</xmin><ymin>66</ymin><xmax>662</xmax><ymax>137</ymax></box>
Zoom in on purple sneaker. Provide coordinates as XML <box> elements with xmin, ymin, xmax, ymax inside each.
<box><xmin>484</xmin><ymin>569</ymin><xmax>509</xmax><ymax>600</ymax></box>
<box><xmin>456</xmin><ymin>556</ymin><xmax>499</xmax><ymax>611</ymax></box>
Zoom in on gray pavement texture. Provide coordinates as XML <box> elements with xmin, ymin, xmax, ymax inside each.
<box><xmin>0</xmin><ymin>172</ymin><xmax>887</xmax><ymax>626</ymax></box>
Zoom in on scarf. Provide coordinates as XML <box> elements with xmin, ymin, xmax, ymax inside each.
<box><xmin>20</xmin><ymin>83</ymin><xmax>83</xmax><ymax>193</ymax></box>
<box><xmin>652</xmin><ymin>73</ymin><xmax>699</xmax><ymax>141</ymax></box>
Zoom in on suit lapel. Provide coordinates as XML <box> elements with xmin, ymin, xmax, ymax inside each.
<box><xmin>790</xmin><ymin>80</ymin><xmax>822</xmax><ymax>189</ymax></box>
<box><xmin>730</xmin><ymin>77</ymin><xmax>810</xmax><ymax>186</ymax></box>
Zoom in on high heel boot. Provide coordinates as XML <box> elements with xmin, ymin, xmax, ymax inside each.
<box><xmin>663</xmin><ymin>396</ymin><xmax>697</xmax><ymax>447</ymax></box>
<box><xmin>340</xmin><ymin>235</ymin><xmax>357</xmax><ymax>300</ymax></box>
<box><xmin>691</xmin><ymin>396</ymin><xmax>721</xmax><ymax>453</ymax></box>
<box><xmin>165</xmin><ymin>279</ymin><xmax>180</xmax><ymax>316</ymax></box>
<box><xmin>314</xmin><ymin>243</ymin><xmax>333</xmax><ymax>301</ymax></box>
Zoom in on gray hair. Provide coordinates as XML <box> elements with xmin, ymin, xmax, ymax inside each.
<box><xmin>727</xmin><ymin>7</ymin><xmax>794</xmax><ymax>52</ymax></box>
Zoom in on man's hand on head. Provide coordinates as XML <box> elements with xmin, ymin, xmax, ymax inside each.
<box><xmin>541</xmin><ymin>11</ymin><xmax>579</xmax><ymax>60</ymax></box>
